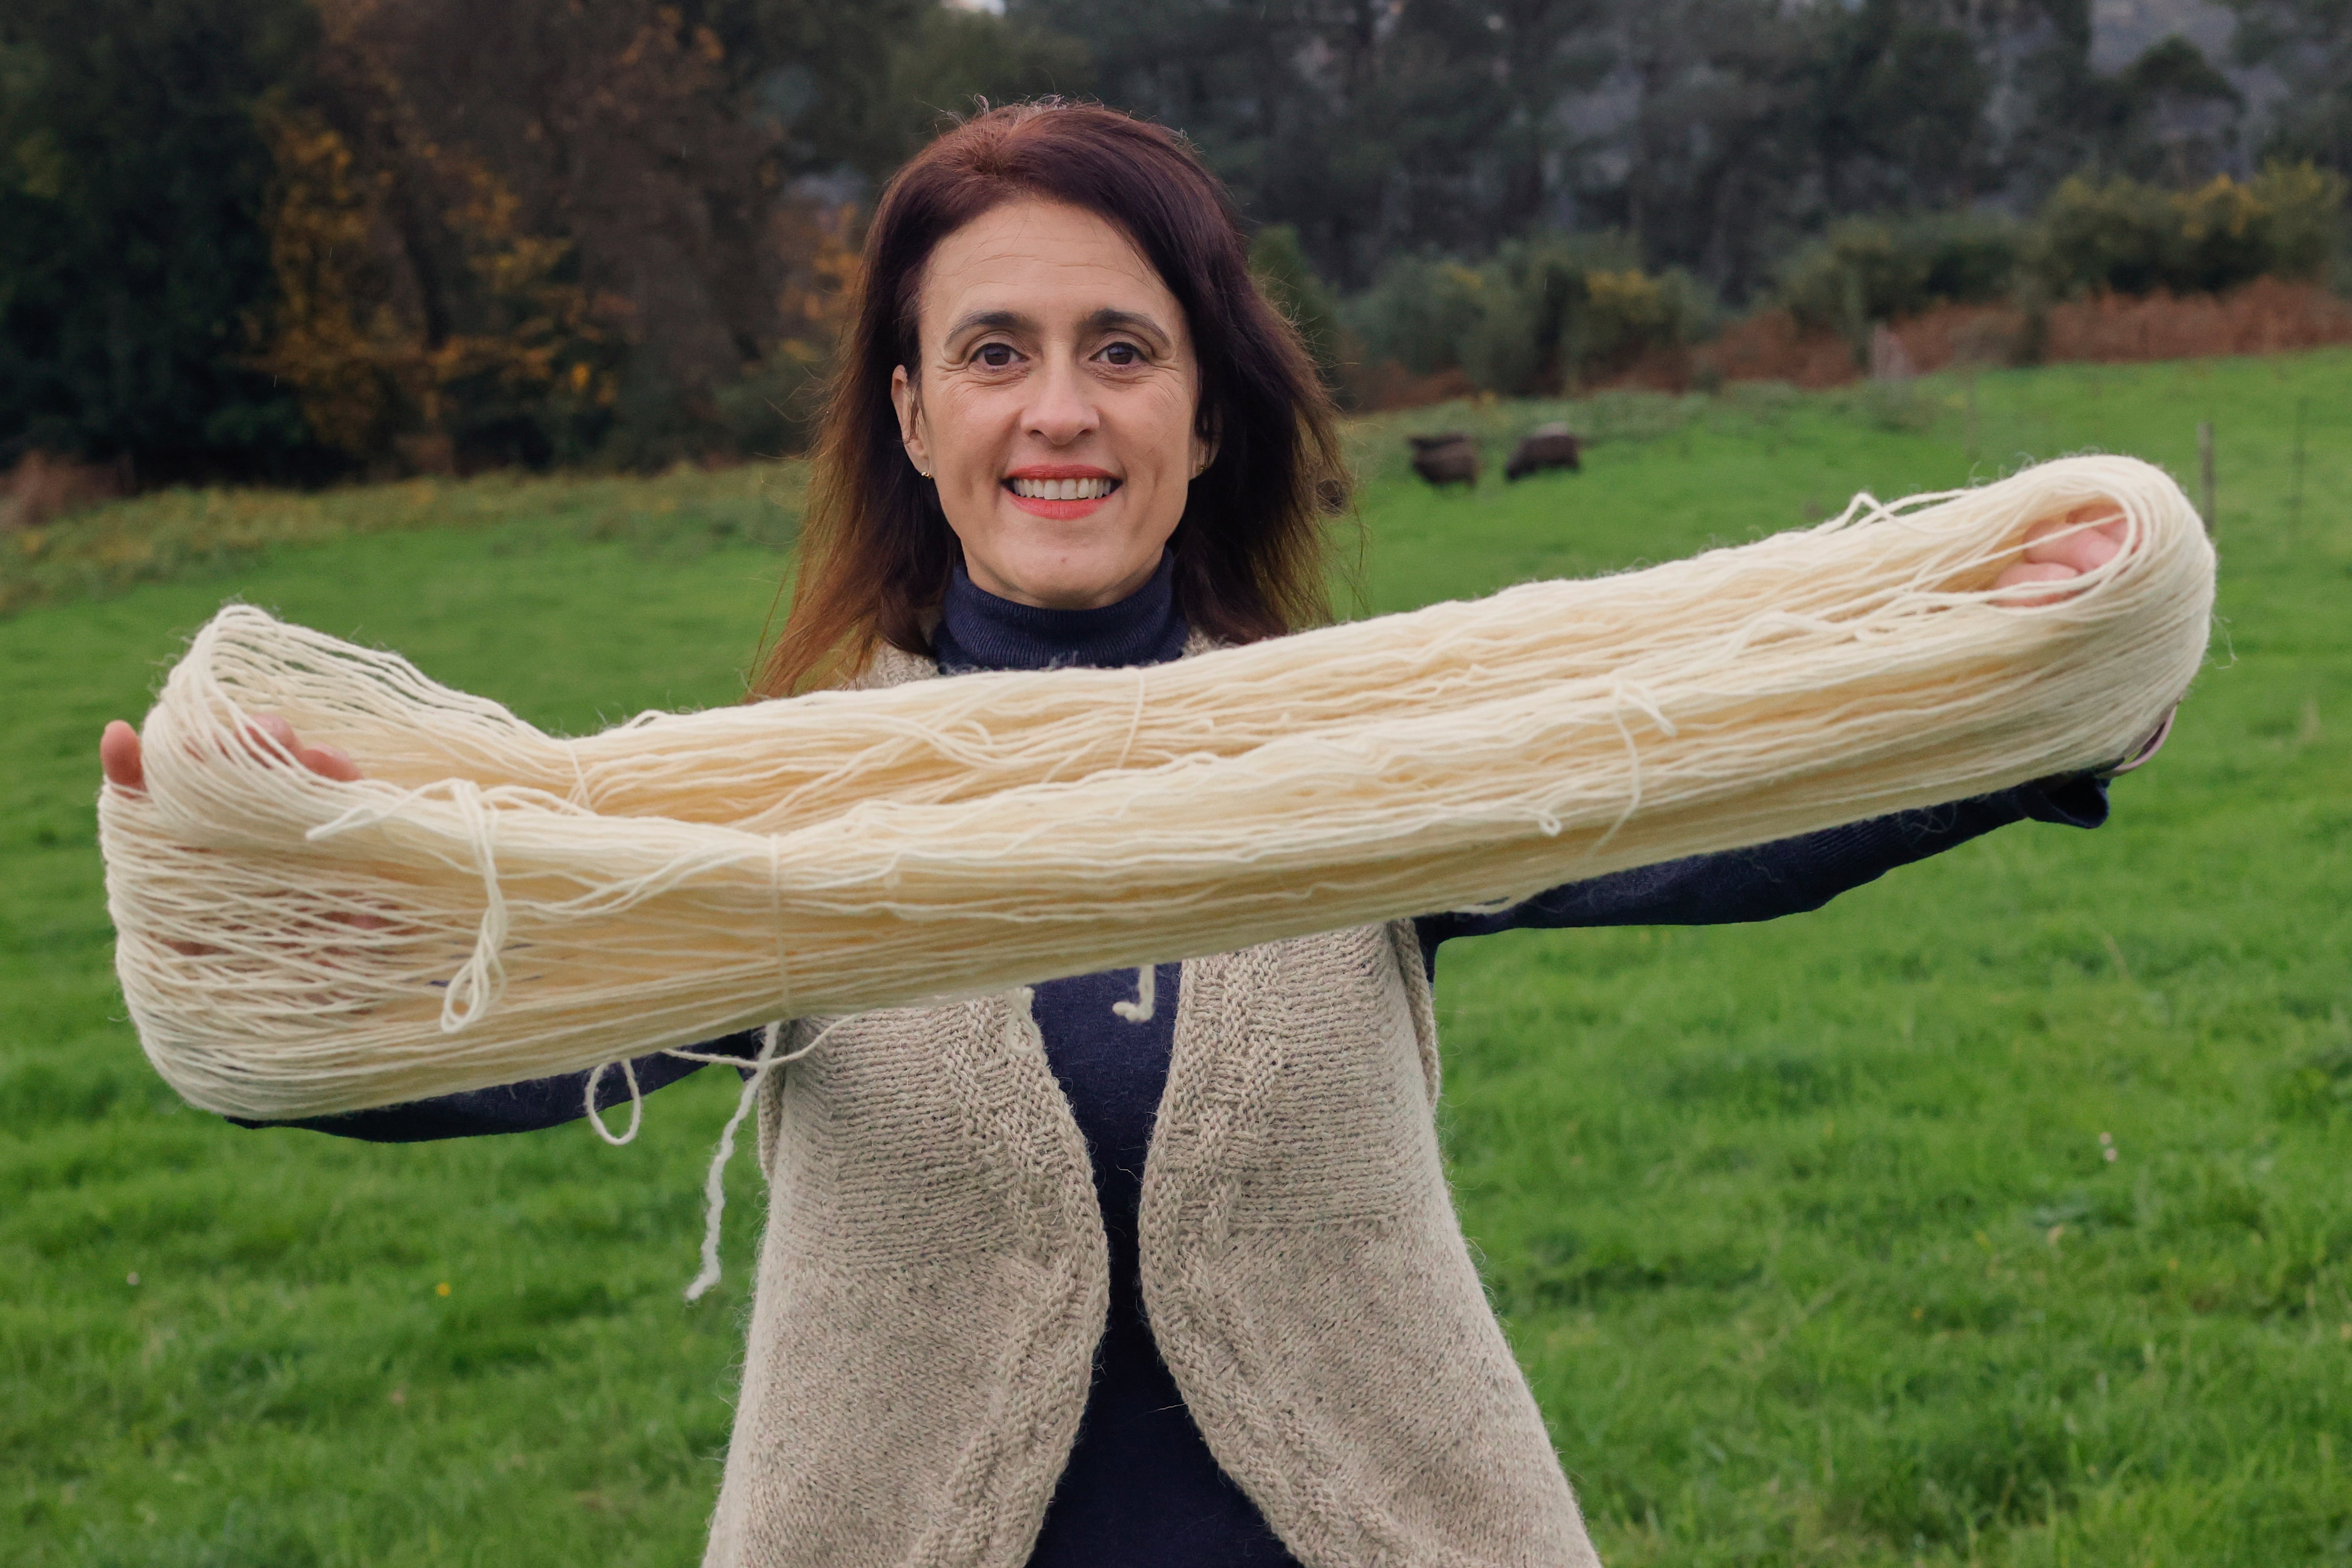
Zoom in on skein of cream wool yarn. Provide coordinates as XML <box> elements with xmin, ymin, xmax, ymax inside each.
<box><xmin>101</xmin><ymin>455</ymin><xmax>2213</xmax><ymax>1122</ymax></box>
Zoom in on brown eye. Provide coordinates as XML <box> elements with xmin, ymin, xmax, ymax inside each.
<box><xmin>1100</xmin><ymin>342</ymin><xmax>1141</xmax><ymax>367</ymax></box>
<box><xmin>977</xmin><ymin>343</ymin><xmax>1017</xmax><ymax>369</ymax></box>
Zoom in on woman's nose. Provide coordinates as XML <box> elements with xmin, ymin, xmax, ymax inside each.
<box><xmin>1023</xmin><ymin>356</ymin><xmax>1097</xmax><ymax>445</ymax></box>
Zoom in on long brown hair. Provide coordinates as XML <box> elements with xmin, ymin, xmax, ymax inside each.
<box><xmin>752</xmin><ymin>100</ymin><xmax>1348</xmax><ymax>697</ymax></box>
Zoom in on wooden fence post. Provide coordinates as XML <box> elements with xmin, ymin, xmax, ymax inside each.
<box><xmin>2196</xmin><ymin>421</ymin><xmax>2216</xmax><ymax>537</ymax></box>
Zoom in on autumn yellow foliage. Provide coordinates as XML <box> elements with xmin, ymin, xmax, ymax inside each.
<box><xmin>255</xmin><ymin>109</ymin><xmax>617</xmax><ymax>465</ymax></box>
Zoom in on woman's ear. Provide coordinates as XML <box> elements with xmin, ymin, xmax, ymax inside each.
<box><xmin>891</xmin><ymin>365</ymin><xmax>932</xmax><ymax>477</ymax></box>
<box><xmin>1189</xmin><ymin>409</ymin><xmax>1219</xmax><ymax>479</ymax></box>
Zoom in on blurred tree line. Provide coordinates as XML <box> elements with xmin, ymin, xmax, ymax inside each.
<box><xmin>1016</xmin><ymin>0</ymin><xmax>2341</xmax><ymax>294</ymax></box>
<box><xmin>1</xmin><ymin>0</ymin><xmax>2346</xmax><ymax>482</ymax></box>
<box><xmin>0</xmin><ymin>0</ymin><xmax>1084</xmax><ymax>482</ymax></box>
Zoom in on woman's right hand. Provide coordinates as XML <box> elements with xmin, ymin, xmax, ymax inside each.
<box><xmin>101</xmin><ymin>714</ymin><xmax>362</xmax><ymax>793</ymax></box>
<box><xmin>104</xmin><ymin>715</ymin><xmax>379</xmax><ymax>960</ymax></box>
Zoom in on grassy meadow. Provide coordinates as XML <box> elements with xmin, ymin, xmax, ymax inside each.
<box><xmin>3</xmin><ymin>351</ymin><xmax>2349</xmax><ymax>1565</ymax></box>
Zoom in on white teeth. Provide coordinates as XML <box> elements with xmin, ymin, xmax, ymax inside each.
<box><xmin>1010</xmin><ymin>477</ymin><xmax>1117</xmax><ymax>500</ymax></box>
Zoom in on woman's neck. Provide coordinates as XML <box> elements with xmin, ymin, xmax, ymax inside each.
<box><xmin>933</xmin><ymin>551</ymin><xmax>1188</xmax><ymax>673</ymax></box>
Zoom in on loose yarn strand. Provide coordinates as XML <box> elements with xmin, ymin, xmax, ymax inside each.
<box><xmin>1113</xmin><ymin>668</ymin><xmax>1149</xmax><ymax>773</ymax></box>
<box><xmin>1587</xmin><ymin>679</ymin><xmax>1676</xmax><ymax>852</ymax></box>
<box><xmin>768</xmin><ymin>833</ymin><xmax>790</xmax><ymax>1017</ymax></box>
<box><xmin>562</xmin><ymin>739</ymin><xmax>592</xmax><ymax>809</ymax></box>
<box><xmin>583</xmin><ymin>1056</ymin><xmax>643</xmax><ymax>1146</ymax></box>
<box><xmin>1111</xmin><ymin>964</ymin><xmax>1156</xmax><ymax>1023</ymax></box>
<box><xmin>678</xmin><ymin>1016</ymin><xmax>841</xmax><ymax>1302</ymax></box>
<box><xmin>438</xmin><ymin>780</ymin><xmax>508</xmax><ymax>1033</ymax></box>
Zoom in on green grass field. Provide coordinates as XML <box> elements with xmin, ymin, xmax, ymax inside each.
<box><xmin>4</xmin><ymin>352</ymin><xmax>2349</xmax><ymax>1566</ymax></box>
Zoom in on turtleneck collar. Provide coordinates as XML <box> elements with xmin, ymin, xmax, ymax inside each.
<box><xmin>932</xmin><ymin>551</ymin><xmax>1188</xmax><ymax>674</ymax></box>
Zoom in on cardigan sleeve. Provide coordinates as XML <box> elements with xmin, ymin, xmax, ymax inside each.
<box><xmin>1414</xmin><ymin>774</ymin><xmax>2110</xmax><ymax>973</ymax></box>
<box><xmin>225</xmin><ymin>1029</ymin><xmax>766</xmax><ymax>1143</ymax></box>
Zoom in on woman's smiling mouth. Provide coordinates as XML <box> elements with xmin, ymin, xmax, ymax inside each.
<box><xmin>1004</xmin><ymin>466</ymin><xmax>1123</xmax><ymax>517</ymax></box>
<box><xmin>1008</xmin><ymin>475</ymin><xmax>1118</xmax><ymax>499</ymax></box>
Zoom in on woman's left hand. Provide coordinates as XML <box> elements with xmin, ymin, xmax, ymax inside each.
<box><xmin>1990</xmin><ymin>504</ymin><xmax>2126</xmax><ymax>603</ymax></box>
<box><xmin>1987</xmin><ymin>503</ymin><xmax>2176</xmax><ymax>773</ymax></box>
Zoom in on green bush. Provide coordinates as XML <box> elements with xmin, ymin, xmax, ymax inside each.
<box><xmin>2032</xmin><ymin>174</ymin><xmax>2210</xmax><ymax>297</ymax></box>
<box><xmin>589</xmin><ymin>344</ymin><xmax>833</xmax><ymax>473</ymax></box>
<box><xmin>2241</xmin><ymin>163</ymin><xmax>2352</xmax><ymax>286</ymax></box>
<box><xmin>1574</xmin><ymin>265</ymin><xmax>1714</xmax><ymax>371</ymax></box>
<box><xmin>1777</xmin><ymin>211</ymin><xmax>2022</xmax><ymax>346</ymax></box>
<box><xmin>1342</xmin><ymin>256</ymin><xmax>1491</xmax><ymax>381</ymax></box>
<box><xmin>1770</xmin><ymin>165</ymin><xmax>2346</xmax><ymax>356</ymax></box>
<box><xmin>1457</xmin><ymin>262</ymin><xmax>1547</xmax><ymax>395</ymax></box>
<box><xmin>2029</xmin><ymin>163</ymin><xmax>2349</xmax><ymax>299</ymax></box>
<box><xmin>1341</xmin><ymin>231</ymin><xmax>1710</xmax><ymax>396</ymax></box>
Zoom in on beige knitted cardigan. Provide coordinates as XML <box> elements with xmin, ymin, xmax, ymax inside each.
<box><xmin>702</xmin><ymin>645</ymin><xmax>1602</xmax><ymax>1568</ymax></box>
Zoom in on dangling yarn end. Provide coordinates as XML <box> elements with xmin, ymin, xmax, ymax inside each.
<box><xmin>1590</xmin><ymin>677</ymin><xmax>1661</xmax><ymax>857</ymax></box>
<box><xmin>584</xmin><ymin>1057</ymin><xmax>643</xmax><ymax>1146</ymax></box>
<box><xmin>437</xmin><ymin>780</ymin><xmax>509</xmax><ymax>1033</ymax></box>
<box><xmin>1110</xmin><ymin>963</ymin><xmax>1156</xmax><ymax>1023</ymax></box>
<box><xmin>679</xmin><ymin>1017</ymin><xmax>839</xmax><ymax>1303</ymax></box>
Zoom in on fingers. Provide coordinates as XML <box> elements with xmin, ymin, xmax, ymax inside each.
<box><xmin>108</xmin><ymin>713</ymin><xmax>362</xmax><ymax>793</ymax></box>
<box><xmin>2019</xmin><ymin>506</ymin><xmax>2126</xmax><ymax>574</ymax></box>
<box><xmin>1996</xmin><ymin>561</ymin><xmax>2079</xmax><ymax>586</ymax></box>
<box><xmin>299</xmin><ymin>742</ymin><xmax>363</xmax><ymax>782</ymax></box>
<box><xmin>238</xmin><ymin>712</ymin><xmax>362</xmax><ymax>782</ymax></box>
<box><xmin>1995</xmin><ymin>503</ymin><xmax>2130</xmax><ymax>607</ymax></box>
<box><xmin>100</xmin><ymin>721</ymin><xmax>145</xmax><ymax>791</ymax></box>
<box><xmin>2021</xmin><ymin>524</ymin><xmax>2121</xmax><ymax>575</ymax></box>
<box><xmin>241</xmin><ymin>712</ymin><xmax>300</xmax><ymax>761</ymax></box>
<box><xmin>1990</xmin><ymin>560</ymin><xmax>2079</xmax><ymax>606</ymax></box>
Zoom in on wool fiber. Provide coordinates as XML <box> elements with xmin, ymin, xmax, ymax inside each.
<box><xmin>100</xmin><ymin>455</ymin><xmax>2214</xmax><ymax>1120</ymax></box>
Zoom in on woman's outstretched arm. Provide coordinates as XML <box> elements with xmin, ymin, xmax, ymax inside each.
<box><xmin>223</xmin><ymin>1032</ymin><xmax>766</xmax><ymax>1142</ymax></box>
<box><xmin>103</xmin><ymin>712</ymin><xmax>764</xmax><ymax>1141</ymax></box>
<box><xmin>1415</xmin><ymin>503</ymin><xmax>2164</xmax><ymax>970</ymax></box>
<box><xmin>1414</xmin><ymin>774</ymin><xmax>2108</xmax><ymax>974</ymax></box>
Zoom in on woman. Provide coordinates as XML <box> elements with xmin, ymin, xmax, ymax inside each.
<box><xmin>100</xmin><ymin>102</ymin><xmax>2157</xmax><ymax>1568</ymax></box>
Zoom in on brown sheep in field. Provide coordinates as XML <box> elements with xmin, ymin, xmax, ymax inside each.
<box><xmin>1505</xmin><ymin>423</ymin><xmax>1581</xmax><ymax>481</ymax></box>
<box><xmin>1407</xmin><ymin>432</ymin><xmax>1480</xmax><ymax>488</ymax></box>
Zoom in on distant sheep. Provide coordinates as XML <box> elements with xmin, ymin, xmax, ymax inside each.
<box><xmin>1408</xmin><ymin>433</ymin><xmax>1480</xmax><ymax>489</ymax></box>
<box><xmin>1505</xmin><ymin>424</ymin><xmax>1581</xmax><ymax>481</ymax></box>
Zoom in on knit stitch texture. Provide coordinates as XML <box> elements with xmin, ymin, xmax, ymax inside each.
<box><xmin>702</xmin><ymin>647</ymin><xmax>1599</xmax><ymax>1568</ymax></box>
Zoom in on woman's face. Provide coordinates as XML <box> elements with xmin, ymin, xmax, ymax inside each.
<box><xmin>893</xmin><ymin>198</ymin><xmax>1210</xmax><ymax>610</ymax></box>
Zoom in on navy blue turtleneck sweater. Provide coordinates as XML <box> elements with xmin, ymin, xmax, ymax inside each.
<box><xmin>240</xmin><ymin>554</ymin><xmax>2109</xmax><ymax>1565</ymax></box>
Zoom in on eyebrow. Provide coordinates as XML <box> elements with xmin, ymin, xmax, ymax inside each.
<box><xmin>944</xmin><ymin>309</ymin><xmax>1032</xmax><ymax>341</ymax></box>
<box><xmin>941</xmin><ymin>307</ymin><xmax>1174</xmax><ymax>348</ymax></box>
<box><xmin>1081</xmin><ymin>308</ymin><xmax>1172</xmax><ymax>346</ymax></box>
